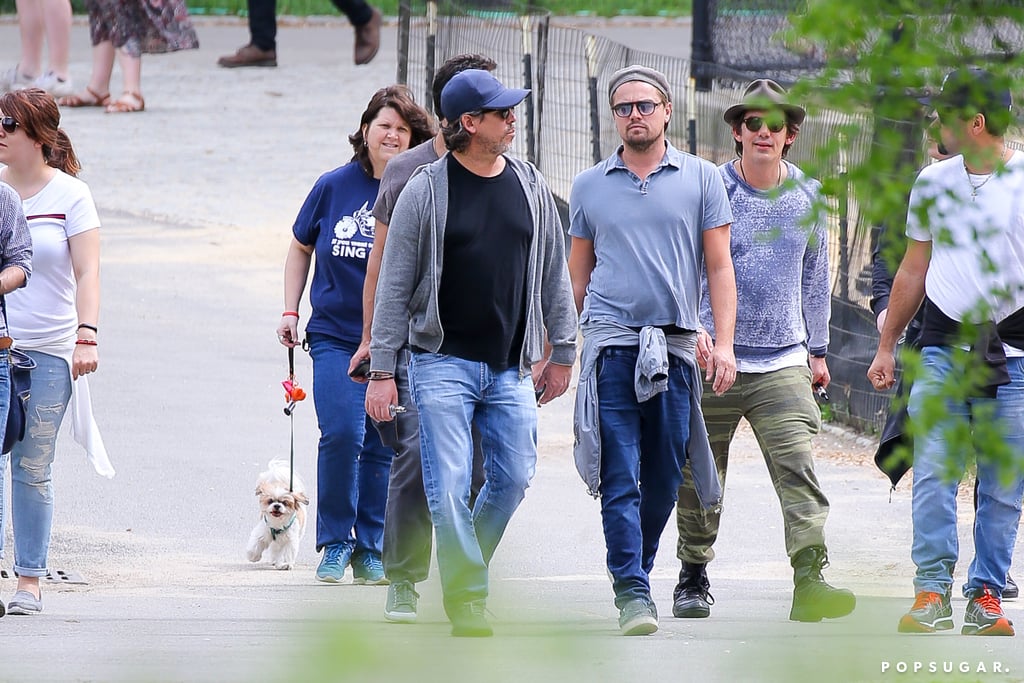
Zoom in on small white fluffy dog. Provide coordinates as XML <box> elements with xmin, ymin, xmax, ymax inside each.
<box><xmin>246</xmin><ymin>460</ymin><xmax>309</xmax><ymax>570</ymax></box>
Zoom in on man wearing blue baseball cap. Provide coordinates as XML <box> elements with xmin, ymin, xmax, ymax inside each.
<box><xmin>366</xmin><ymin>69</ymin><xmax>577</xmax><ymax>637</ymax></box>
<box><xmin>870</xmin><ymin>66</ymin><xmax>1024</xmax><ymax>636</ymax></box>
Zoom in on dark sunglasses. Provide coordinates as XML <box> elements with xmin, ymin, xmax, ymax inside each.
<box><xmin>612</xmin><ymin>100</ymin><xmax>662</xmax><ymax>118</ymax></box>
<box><xmin>482</xmin><ymin>107</ymin><xmax>514</xmax><ymax>120</ymax></box>
<box><xmin>742</xmin><ymin>116</ymin><xmax>786</xmax><ymax>133</ymax></box>
<box><xmin>0</xmin><ymin>116</ymin><xmax>18</xmax><ymax>134</ymax></box>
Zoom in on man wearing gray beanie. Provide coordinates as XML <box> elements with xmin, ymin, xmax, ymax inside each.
<box><xmin>568</xmin><ymin>64</ymin><xmax>737</xmax><ymax>636</ymax></box>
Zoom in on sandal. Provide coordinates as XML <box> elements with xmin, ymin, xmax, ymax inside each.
<box><xmin>105</xmin><ymin>91</ymin><xmax>145</xmax><ymax>114</ymax></box>
<box><xmin>58</xmin><ymin>86</ymin><xmax>110</xmax><ymax>108</ymax></box>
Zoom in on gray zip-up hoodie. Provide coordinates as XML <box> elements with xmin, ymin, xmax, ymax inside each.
<box><xmin>370</xmin><ymin>153</ymin><xmax>577</xmax><ymax>375</ymax></box>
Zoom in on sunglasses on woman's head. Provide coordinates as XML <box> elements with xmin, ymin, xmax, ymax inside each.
<box><xmin>0</xmin><ymin>116</ymin><xmax>18</xmax><ymax>134</ymax></box>
<box><xmin>742</xmin><ymin>116</ymin><xmax>786</xmax><ymax>133</ymax></box>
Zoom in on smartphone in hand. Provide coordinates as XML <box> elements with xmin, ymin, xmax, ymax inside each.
<box><xmin>349</xmin><ymin>358</ymin><xmax>371</xmax><ymax>379</ymax></box>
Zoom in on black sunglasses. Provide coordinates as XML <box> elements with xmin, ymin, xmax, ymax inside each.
<box><xmin>482</xmin><ymin>107</ymin><xmax>513</xmax><ymax>120</ymax></box>
<box><xmin>742</xmin><ymin>116</ymin><xmax>786</xmax><ymax>133</ymax></box>
<box><xmin>612</xmin><ymin>100</ymin><xmax>662</xmax><ymax>118</ymax></box>
<box><xmin>0</xmin><ymin>116</ymin><xmax>18</xmax><ymax>134</ymax></box>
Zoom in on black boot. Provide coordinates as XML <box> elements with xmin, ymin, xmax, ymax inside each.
<box><xmin>1005</xmin><ymin>573</ymin><xmax>1019</xmax><ymax>600</ymax></box>
<box><xmin>672</xmin><ymin>562</ymin><xmax>714</xmax><ymax>618</ymax></box>
<box><xmin>789</xmin><ymin>545</ymin><xmax>856</xmax><ymax>622</ymax></box>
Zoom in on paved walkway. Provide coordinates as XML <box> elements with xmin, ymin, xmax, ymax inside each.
<box><xmin>0</xmin><ymin>17</ymin><xmax>1022</xmax><ymax>683</ymax></box>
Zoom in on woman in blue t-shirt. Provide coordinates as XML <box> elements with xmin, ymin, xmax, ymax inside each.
<box><xmin>276</xmin><ymin>85</ymin><xmax>433</xmax><ymax>584</ymax></box>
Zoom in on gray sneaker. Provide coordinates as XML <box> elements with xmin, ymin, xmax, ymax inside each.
<box><xmin>618</xmin><ymin>596</ymin><xmax>658</xmax><ymax>636</ymax></box>
<box><xmin>384</xmin><ymin>581</ymin><xmax>419</xmax><ymax>623</ymax></box>
<box><xmin>7</xmin><ymin>590</ymin><xmax>42</xmax><ymax>615</ymax></box>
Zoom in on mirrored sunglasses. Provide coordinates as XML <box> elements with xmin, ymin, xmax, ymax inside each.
<box><xmin>742</xmin><ymin>116</ymin><xmax>786</xmax><ymax>133</ymax></box>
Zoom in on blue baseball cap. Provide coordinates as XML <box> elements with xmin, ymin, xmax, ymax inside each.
<box><xmin>440</xmin><ymin>69</ymin><xmax>529</xmax><ymax>122</ymax></box>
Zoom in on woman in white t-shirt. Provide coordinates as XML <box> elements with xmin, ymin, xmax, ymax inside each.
<box><xmin>0</xmin><ymin>88</ymin><xmax>111</xmax><ymax>617</ymax></box>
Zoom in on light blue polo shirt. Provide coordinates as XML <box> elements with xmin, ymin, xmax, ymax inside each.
<box><xmin>569</xmin><ymin>142</ymin><xmax>732</xmax><ymax>330</ymax></box>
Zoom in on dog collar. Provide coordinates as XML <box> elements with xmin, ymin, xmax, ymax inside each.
<box><xmin>265</xmin><ymin>513</ymin><xmax>298</xmax><ymax>540</ymax></box>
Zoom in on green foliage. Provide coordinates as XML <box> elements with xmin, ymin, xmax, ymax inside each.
<box><xmin>790</xmin><ymin>0</ymin><xmax>1024</xmax><ymax>483</ymax></box>
<box><xmin>289</xmin><ymin>619</ymin><xmax>599</xmax><ymax>682</ymax></box>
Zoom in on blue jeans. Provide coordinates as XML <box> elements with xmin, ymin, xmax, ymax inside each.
<box><xmin>597</xmin><ymin>346</ymin><xmax>692</xmax><ymax>609</ymax></box>
<box><xmin>376</xmin><ymin>347</ymin><xmax>487</xmax><ymax>585</ymax></box>
<box><xmin>0</xmin><ymin>351</ymin><xmax>70</xmax><ymax>577</ymax></box>
<box><xmin>410</xmin><ymin>352</ymin><xmax>536</xmax><ymax>613</ymax></box>
<box><xmin>908</xmin><ymin>346</ymin><xmax>1024</xmax><ymax>597</ymax></box>
<box><xmin>308</xmin><ymin>333</ymin><xmax>393</xmax><ymax>557</ymax></box>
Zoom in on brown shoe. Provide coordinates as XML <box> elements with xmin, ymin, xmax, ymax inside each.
<box><xmin>353</xmin><ymin>8</ymin><xmax>382</xmax><ymax>65</ymax></box>
<box><xmin>217</xmin><ymin>44</ymin><xmax>277</xmax><ymax>68</ymax></box>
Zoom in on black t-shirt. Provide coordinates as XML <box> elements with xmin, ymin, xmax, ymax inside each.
<box><xmin>437</xmin><ymin>154</ymin><xmax>531</xmax><ymax>368</ymax></box>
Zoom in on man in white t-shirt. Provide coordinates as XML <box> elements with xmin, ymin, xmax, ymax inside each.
<box><xmin>868</xmin><ymin>67</ymin><xmax>1024</xmax><ymax>637</ymax></box>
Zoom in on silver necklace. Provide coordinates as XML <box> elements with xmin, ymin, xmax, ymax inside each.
<box><xmin>965</xmin><ymin>167</ymin><xmax>994</xmax><ymax>201</ymax></box>
<box><xmin>964</xmin><ymin>145</ymin><xmax>1006</xmax><ymax>201</ymax></box>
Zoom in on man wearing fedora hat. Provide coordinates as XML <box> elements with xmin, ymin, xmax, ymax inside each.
<box><xmin>674</xmin><ymin>78</ymin><xmax>856</xmax><ymax>624</ymax></box>
<box><xmin>568</xmin><ymin>64</ymin><xmax>736</xmax><ymax>636</ymax></box>
<box><xmin>869</xmin><ymin>66</ymin><xmax>1024</xmax><ymax>636</ymax></box>
<box><xmin>367</xmin><ymin>69</ymin><xmax>577</xmax><ymax>637</ymax></box>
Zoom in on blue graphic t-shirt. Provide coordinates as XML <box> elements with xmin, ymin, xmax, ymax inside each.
<box><xmin>292</xmin><ymin>161</ymin><xmax>379</xmax><ymax>344</ymax></box>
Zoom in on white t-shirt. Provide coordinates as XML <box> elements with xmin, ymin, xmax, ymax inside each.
<box><xmin>6</xmin><ymin>171</ymin><xmax>100</xmax><ymax>342</ymax></box>
<box><xmin>907</xmin><ymin>150</ymin><xmax>1024</xmax><ymax>325</ymax></box>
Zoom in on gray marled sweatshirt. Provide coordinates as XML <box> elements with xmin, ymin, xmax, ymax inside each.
<box><xmin>700</xmin><ymin>160</ymin><xmax>830</xmax><ymax>363</ymax></box>
<box><xmin>370</xmin><ymin>153</ymin><xmax>577</xmax><ymax>375</ymax></box>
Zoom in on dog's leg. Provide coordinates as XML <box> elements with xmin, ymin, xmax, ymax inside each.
<box><xmin>247</xmin><ymin>525</ymin><xmax>270</xmax><ymax>563</ymax></box>
<box><xmin>273</xmin><ymin>536</ymin><xmax>298</xmax><ymax>570</ymax></box>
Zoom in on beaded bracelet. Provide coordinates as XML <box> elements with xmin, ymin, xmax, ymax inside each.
<box><xmin>282</xmin><ymin>311</ymin><xmax>299</xmax><ymax>318</ymax></box>
<box><xmin>75</xmin><ymin>339</ymin><xmax>98</xmax><ymax>346</ymax></box>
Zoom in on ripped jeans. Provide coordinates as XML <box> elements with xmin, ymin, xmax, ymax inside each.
<box><xmin>0</xmin><ymin>351</ymin><xmax>71</xmax><ymax>577</ymax></box>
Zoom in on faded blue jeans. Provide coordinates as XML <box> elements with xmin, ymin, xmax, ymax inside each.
<box><xmin>0</xmin><ymin>350</ymin><xmax>71</xmax><ymax>577</ymax></box>
<box><xmin>410</xmin><ymin>351</ymin><xmax>536</xmax><ymax>615</ymax></box>
<box><xmin>909</xmin><ymin>346</ymin><xmax>1024</xmax><ymax>598</ymax></box>
<box><xmin>308</xmin><ymin>333</ymin><xmax>393</xmax><ymax>558</ymax></box>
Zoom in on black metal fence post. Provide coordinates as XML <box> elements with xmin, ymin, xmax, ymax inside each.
<box><xmin>691</xmin><ymin>0</ymin><xmax>713</xmax><ymax>92</ymax></box>
<box><xmin>534</xmin><ymin>14</ymin><xmax>549</xmax><ymax>170</ymax></box>
<box><xmin>397</xmin><ymin>0</ymin><xmax>411</xmax><ymax>84</ymax></box>
<box><xmin>521</xmin><ymin>15</ymin><xmax>536</xmax><ymax>165</ymax></box>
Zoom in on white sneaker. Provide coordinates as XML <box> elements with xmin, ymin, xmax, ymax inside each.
<box><xmin>32</xmin><ymin>71</ymin><xmax>74</xmax><ymax>98</ymax></box>
<box><xmin>0</xmin><ymin>65</ymin><xmax>34</xmax><ymax>93</ymax></box>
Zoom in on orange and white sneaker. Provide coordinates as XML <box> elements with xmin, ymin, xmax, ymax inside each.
<box><xmin>898</xmin><ymin>591</ymin><xmax>953</xmax><ymax>633</ymax></box>
<box><xmin>962</xmin><ymin>585</ymin><xmax>1015</xmax><ymax>636</ymax></box>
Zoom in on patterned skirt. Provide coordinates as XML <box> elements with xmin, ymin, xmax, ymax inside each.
<box><xmin>86</xmin><ymin>0</ymin><xmax>199</xmax><ymax>57</ymax></box>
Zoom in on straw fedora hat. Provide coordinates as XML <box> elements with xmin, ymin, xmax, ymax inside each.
<box><xmin>723</xmin><ymin>79</ymin><xmax>806</xmax><ymax>126</ymax></box>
